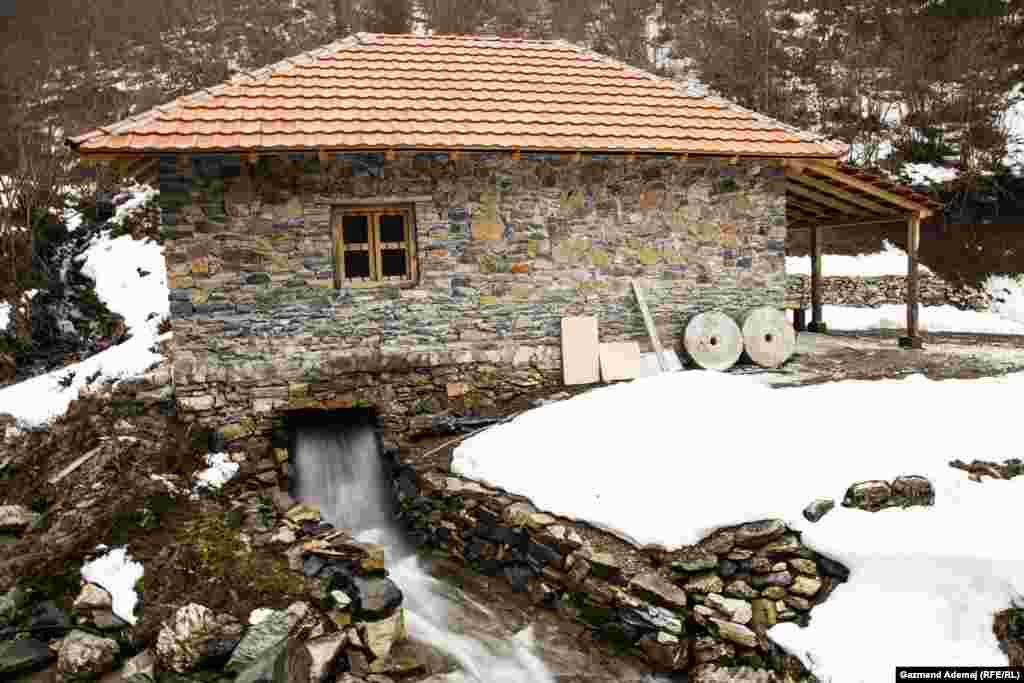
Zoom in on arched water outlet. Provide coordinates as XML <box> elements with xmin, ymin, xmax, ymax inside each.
<box><xmin>287</xmin><ymin>409</ymin><xmax>558</xmax><ymax>682</ymax></box>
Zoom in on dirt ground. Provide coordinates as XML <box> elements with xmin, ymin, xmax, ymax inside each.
<box><xmin>736</xmin><ymin>330</ymin><xmax>1024</xmax><ymax>387</ymax></box>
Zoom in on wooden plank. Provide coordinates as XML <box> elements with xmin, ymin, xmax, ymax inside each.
<box><xmin>788</xmin><ymin>171</ymin><xmax>898</xmax><ymax>215</ymax></box>
<box><xmin>631</xmin><ymin>279</ymin><xmax>668</xmax><ymax>372</ymax></box>
<box><xmin>904</xmin><ymin>214</ymin><xmax>922</xmax><ymax>346</ymax></box>
<box><xmin>804</xmin><ymin>161</ymin><xmax>934</xmax><ymax>217</ymax></box>
<box><xmin>561</xmin><ymin>316</ymin><xmax>600</xmax><ymax>385</ymax></box>
<box><xmin>599</xmin><ymin>342</ymin><xmax>643</xmax><ymax>382</ymax></box>
<box><xmin>48</xmin><ymin>444</ymin><xmax>105</xmax><ymax>485</ymax></box>
<box><xmin>788</xmin><ymin>183</ymin><xmax>869</xmax><ymax>216</ymax></box>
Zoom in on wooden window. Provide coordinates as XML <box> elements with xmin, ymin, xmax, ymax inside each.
<box><xmin>332</xmin><ymin>206</ymin><xmax>417</xmax><ymax>286</ymax></box>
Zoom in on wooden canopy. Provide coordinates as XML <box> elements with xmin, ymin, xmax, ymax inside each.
<box><xmin>785</xmin><ymin>160</ymin><xmax>944</xmax><ymax>349</ymax></box>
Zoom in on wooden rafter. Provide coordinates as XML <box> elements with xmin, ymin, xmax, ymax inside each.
<box><xmin>786</xmin><ymin>197</ymin><xmax>831</xmax><ymax>217</ymax></box>
<box><xmin>788</xmin><ymin>171</ymin><xmax>898</xmax><ymax>215</ymax></box>
<box><xmin>788</xmin><ymin>183</ymin><xmax>870</xmax><ymax>216</ymax></box>
<box><xmin>802</xmin><ymin>161</ymin><xmax>933</xmax><ymax>218</ymax></box>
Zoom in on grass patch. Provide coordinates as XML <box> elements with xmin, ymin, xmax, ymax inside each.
<box><xmin>111</xmin><ymin>399</ymin><xmax>146</xmax><ymax>418</ymax></box>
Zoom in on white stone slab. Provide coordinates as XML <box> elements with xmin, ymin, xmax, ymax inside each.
<box><xmin>599</xmin><ymin>342</ymin><xmax>643</xmax><ymax>382</ymax></box>
<box><xmin>561</xmin><ymin>316</ymin><xmax>600</xmax><ymax>385</ymax></box>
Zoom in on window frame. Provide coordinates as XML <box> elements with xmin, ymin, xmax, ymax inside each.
<box><xmin>331</xmin><ymin>205</ymin><xmax>418</xmax><ymax>288</ymax></box>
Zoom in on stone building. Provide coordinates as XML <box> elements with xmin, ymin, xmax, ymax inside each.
<box><xmin>68</xmin><ymin>33</ymin><xmax>936</xmax><ymax>449</ymax></box>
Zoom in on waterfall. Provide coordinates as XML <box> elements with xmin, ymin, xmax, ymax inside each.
<box><xmin>291</xmin><ymin>421</ymin><xmax>557</xmax><ymax>683</ymax></box>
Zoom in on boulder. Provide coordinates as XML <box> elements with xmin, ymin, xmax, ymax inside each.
<box><xmin>234</xmin><ymin>635</ymin><xmax>311</xmax><ymax>683</ymax></box>
<box><xmin>360</xmin><ymin>609</ymin><xmax>406</xmax><ymax>660</ymax></box>
<box><xmin>367</xmin><ymin>639</ymin><xmax>429</xmax><ymax>676</ymax></box>
<box><xmin>842</xmin><ymin>480</ymin><xmax>892</xmax><ymax>512</ymax></box>
<box><xmin>0</xmin><ymin>505</ymin><xmax>40</xmax><ymax>534</ymax></box>
<box><xmin>815</xmin><ymin>555</ymin><xmax>851</xmax><ymax>582</ymax></box>
<box><xmin>724</xmin><ymin>580</ymin><xmax>757</xmax><ymax>599</ymax></box>
<box><xmin>891</xmin><ymin>475</ymin><xmax>935</xmax><ymax>506</ymax></box>
<box><xmin>0</xmin><ymin>638</ymin><xmax>53</xmax><ymax>676</ymax></box>
<box><xmin>638</xmin><ymin>631</ymin><xmax>688</xmax><ymax>671</ymax></box>
<box><xmin>118</xmin><ymin>649</ymin><xmax>156</xmax><ymax>683</ymax></box>
<box><xmin>227</xmin><ymin>609</ymin><xmax>292</xmax><ymax>672</ymax></box>
<box><xmin>346</xmin><ymin>577</ymin><xmax>403</xmax><ymax>621</ymax></box>
<box><xmin>155</xmin><ymin>603</ymin><xmax>243</xmax><ymax>673</ymax></box>
<box><xmin>749</xmin><ymin>572</ymin><xmax>792</xmax><ymax>589</ymax></box>
<box><xmin>690</xmin><ymin>663</ymin><xmax>779</xmax><ymax>682</ymax></box>
<box><xmin>802</xmin><ymin>498</ymin><xmax>835</xmax><ymax>523</ymax></box>
<box><xmin>733</xmin><ymin>520</ymin><xmax>786</xmax><ymax>548</ymax></box>
<box><xmin>692</xmin><ymin>636</ymin><xmax>734</xmax><ymax>665</ymax></box>
<box><xmin>787</xmin><ymin>558</ymin><xmax>817</xmax><ymax>576</ymax></box>
<box><xmin>286</xmin><ymin>504</ymin><xmax>321</xmax><ymax>524</ymax></box>
<box><xmin>26</xmin><ymin>600</ymin><xmax>70</xmax><ymax>637</ymax></box>
<box><xmin>304</xmin><ymin>632</ymin><xmax>346</xmax><ymax>683</ymax></box>
<box><xmin>706</xmin><ymin>593</ymin><xmax>752</xmax><ymax>625</ymax></box>
<box><xmin>629</xmin><ymin>572</ymin><xmax>688</xmax><ymax>611</ymax></box>
<box><xmin>711</xmin><ymin>619</ymin><xmax>759</xmax><ymax>648</ymax></box>
<box><xmin>789</xmin><ymin>576</ymin><xmax>822</xmax><ymax>598</ymax></box>
<box><xmin>74</xmin><ymin>583</ymin><xmax>114</xmax><ymax>611</ymax></box>
<box><xmin>749</xmin><ymin>599</ymin><xmax>777</xmax><ymax>632</ymax></box>
<box><xmin>57</xmin><ymin>630</ymin><xmax>120</xmax><ymax>678</ymax></box>
<box><xmin>683</xmin><ymin>573</ymin><xmax>724</xmax><ymax>594</ymax></box>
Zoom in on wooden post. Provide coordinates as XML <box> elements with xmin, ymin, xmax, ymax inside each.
<box><xmin>807</xmin><ymin>225</ymin><xmax>827</xmax><ymax>332</ymax></box>
<box><xmin>899</xmin><ymin>214</ymin><xmax>924</xmax><ymax>349</ymax></box>
<box><xmin>631</xmin><ymin>279</ymin><xmax>669</xmax><ymax>371</ymax></box>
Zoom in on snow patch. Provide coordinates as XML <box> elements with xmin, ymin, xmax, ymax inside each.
<box><xmin>0</xmin><ymin>303</ymin><xmax>9</xmax><ymax>332</ymax></box>
<box><xmin>451</xmin><ymin>370</ymin><xmax>1024</xmax><ymax>681</ymax></box>
<box><xmin>192</xmin><ymin>453</ymin><xmax>240</xmax><ymax>496</ymax></box>
<box><xmin>901</xmin><ymin>162</ymin><xmax>959</xmax><ymax>186</ymax></box>
<box><xmin>984</xmin><ymin>273</ymin><xmax>1024</xmax><ymax>328</ymax></box>
<box><xmin>81</xmin><ymin>546</ymin><xmax>144</xmax><ymax>625</ymax></box>
<box><xmin>786</xmin><ymin>240</ymin><xmax>931</xmax><ymax>277</ymax></box>
<box><xmin>791</xmin><ymin>303</ymin><xmax>1024</xmax><ymax>335</ymax></box>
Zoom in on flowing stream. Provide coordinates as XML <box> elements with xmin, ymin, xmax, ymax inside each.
<box><xmin>291</xmin><ymin>423</ymin><xmax>558</xmax><ymax>683</ymax></box>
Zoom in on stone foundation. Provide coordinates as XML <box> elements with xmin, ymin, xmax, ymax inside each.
<box><xmin>386</xmin><ymin>447</ymin><xmax>850</xmax><ymax>679</ymax></box>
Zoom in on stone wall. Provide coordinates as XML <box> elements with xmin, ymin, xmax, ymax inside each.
<box><xmin>784</xmin><ymin>274</ymin><xmax>990</xmax><ymax>310</ymax></box>
<box><xmin>387</xmin><ymin>448</ymin><xmax>850</xmax><ymax>681</ymax></box>
<box><xmin>161</xmin><ymin>152</ymin><xmax>788</xmax><ymax>442</ymax></box>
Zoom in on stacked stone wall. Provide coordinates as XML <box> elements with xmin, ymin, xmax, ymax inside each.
<box><xmin>388</xmin><ymin>451</ymin><xmax>850</xmax><ymax>681</ymax></box>
<box><xmin>161</xmin><ymin>152</ymin><xmax>788</xmax><ymax>442</ymax></box>
<box><xmin>784</xmin><ymin>274</ymin><xmax>990</xmax><ymax>310</ymax></box>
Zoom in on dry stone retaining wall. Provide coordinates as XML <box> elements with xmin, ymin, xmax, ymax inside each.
<box><xmin>387</xmin><ymin>450</ymin><xmax>850</xmax><ymax>680</ymax></box>
<box><xmin>785</xmin><ymin>274</ymin><xmax>989</xmax><ymax>310</ymax></box>
<box><xmin>162</xmin><ymin>152</ymin><xmax>788</xmax><ymax>445</ymax></box>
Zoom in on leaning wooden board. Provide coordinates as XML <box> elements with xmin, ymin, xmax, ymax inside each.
<box><xmin>561</xmin><ymin>316</ymin><xmax>600</xmax><ymax>385</ymax></box>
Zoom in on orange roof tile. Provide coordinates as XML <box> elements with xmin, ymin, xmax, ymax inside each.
<box><xmin>69</xmin><ymin>33</ymin><xmax>846</xmax><ymax>158</ymax></box>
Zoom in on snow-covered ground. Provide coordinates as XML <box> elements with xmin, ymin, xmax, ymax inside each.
<box><xmin>0</xmin><ymin>186</ymin><xmax>167</xmax><ymax>426</ymax></box>
<box><xmin>789</xmin><ymin>303</ymin><xmax>1024</xmax><ymax>335</ymax></box>
<box><xmin>785</xmin><ymin>240</ymin><xmax>930</xmax><ymax>277</ymax></box>
<box><xmin>81</xmin><ymin>546</ymin><xmax>145</xmax><ymax>625</ymax></box>
<box><xmin>451</xmin><ymin>370</ymin><xmax>1024</xmax><ymax>682</ymax></box>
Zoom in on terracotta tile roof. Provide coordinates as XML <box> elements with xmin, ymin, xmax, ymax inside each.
<box><xmin>69</xmin><ymin>33</ymin><xmax>846</xmax><ymax>158</ymax></box>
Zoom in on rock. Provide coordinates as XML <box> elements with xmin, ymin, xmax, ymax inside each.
<box><xmin>0</xmin><ymin>505</ymin><xmax>40</xmax><ymax>533</ymax></box>
<box><xmin>93</xmin><ymin>609</ymin><xmax>130</xmax><ymax>630</ymax></box>
<box><xmin>347</xmin><ymin>576</ymin><xmax>403</xmax><ymax>621</ymax></box>
<box><xmin>749</xmin><ymin>571</ymin><xmax>793</xmax><ymax>588</ymax></box>
<box><xmin>757</xmin><ymin>534</ymin><xmax>801</xmax><ymax>556</ymax></box>
<box><xmin>286</xmin><ymin>503</ymin><xmax>322</xmax><ymax>523</ymax></box>
<box><xmin>305</xmin><ymin>632</ymin><xmax>346</xmax><ymax>683</ymax></box>
<box><xmin>619</xmin><ymin>603</ymin><xmax>684</xmax><ymax>635</ymax></box>
<box><xmin>711</xmin><ymin>619</ymin><xmax>759</xmax><ymax>648</ymax></box>
<box><xmin>503</xmin><ymin>502</ymin><xmax>537</xmax><ymax>526</ymax></box>
<box><xmin>891</xmin><ymin>475</ymin><xmax>935</xmax><ymax>506</ymax></box>
<box><xmin>784</xmin><ymin>594</ymin><xmax>811</xmax><ymax>611</ymax></box>
<box><xmin>629</xmin><ymin>572</ymin><xmax>688</xmax><ymax>610</ymax></box>
<box><xmin>789</xmin><ymin>575</ymin><xmax>822</xmax><ymax>597</ymax></box>
<box><xmin>580</xmin><ymin>550</ymin><xmax>623</xmax><ymax>579</ymax></box>
<box><xmin>733</xmin><ymin>520</ymin><xmax>786</xmax><ymax>548</ymax></box>
<box><xmin>155</xmin><ymin>603</ymin><xmax>243</xmax><ymax>673</ymax></box>
<box><xmin>0</xmin><ymin>638</ymin><xmax>53</xmax><ymax>676</ymax></box>
<box><xmin>360</xmin><ymin>609</ymin><xmax>406</xmax><ymax>659</ymax></box>
<box><xmin>788</xmin><ymin>558</ymin><xmax>817</xmax><ymax>576</ymax></box>
<box><xmin>683</xmin><ymin>573</ymin><xmax>724</xmax><ymax>594</ymax></box>
<box><xmin>690</xmin><ymin>663</ymin><xmax>778</xmax><ymax>682</ymax></box>
<box><xmin>331</xmin><ymin>590</ymin><xmax>353</xmax><ymax>610</ymax></box>
<box><xmin>760</xmin><ymin>586</ymin><xmax>786</xmax><ymax>600</ymax></box>
<box><xmin>816</xmin><ymin>555</ymin><xmax>851</xmax><ymax>582</ymax></box>
<box><xmin>74</xmin><ymin>583</ymin><xmax>113</xmax><ymax>611</ymax></box>
<box><xmin>724</xmin><ymin>580</ymin><xmax>757</xmax><ymax>599</ymax></box>
<box><xmin>699</xmin><ymin>531</ymin><xmax>735</xmax><ymax>555</ymax></box>
<box><xmin>0</xmin><ymin>585</ymin><xmax>30</xmax><ymax>623</ymax></box>
<box><xmin>842</xmin><ymin>480</ymin><xmax>892</xmax><ymax>512</ymax></box>
<box><xmin>749</xmin><ymin>599</ymin><xmax>777</xmax><ymax>632</ymax></box>
<box><xmin>638</xmin><ymin>631</ymin><xmax>688</xmax><ymax>671</ymax></box>
<box><xmin>26</xmin><ymin>600</ymin><xmax>70</xmax><ymax>637</ymax></box>
<box><xmin>57</xmin><ymin>630</ymin><xmax>120</xmax><ymax>678</ymax></box>
<box><xmin>727</xmin><ymin>549</ymin><xmax>753</xmax><ymax>560</ymax></box>
<box><xmin>303</xmin><ymin>554</ymin><xmax>327</xmax><ymax>577</ymax></box>
<box><xmin>234</xmin><ymin>636</ymin><xmax>311</xmax><ymax>683</ymax></box>
<box><xmin>692</xmin><ymin>636</ymin><xmax>735</xmax><ymax>665</ymax></box>
<box><xmin>706</xmin><ymin>593</ymin><xmax>752</xmax><ymax>624</ymax></box>
<box><xmin>227</xmin><ymin>609</ymin><xmax>292</xmax><ymax>671</ymax></box>
<box><xmin>119</xmin><ymin>649</ymin><xmax>156</xmax><ymax>683</ymax></box>
<box><xmin>750</xmin><ymin>557</ymin><xmax>772</xmax><ymax>573</ymax></box>
<box><xmin>272</xmin><ymin>489</ymin><xmax>298</xmax><ymax>514</ymax></box>
<box><xmin>368</xmin><ymin>639</ymin><xmax>429</xmax><ymax>676</ymax></box>
<box><xmin>672</xmin><ymin>548</ymin><xmax>719</xmax><ymax>572</ymax></box>
<box><xmin>802</xmin><ymin>498</ymin><xmax>835</xmax><ymax>523</ymax></box>
<box><xmin>273</xmin><ymin>527</ymin><xmax>297</xmax><ymax>544</ymax></box>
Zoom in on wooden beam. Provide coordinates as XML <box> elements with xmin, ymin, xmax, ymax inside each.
<box><xmin>631</xmin><ymin>279</ymin><xmax>668</xmax><ymax>372</ymax></box>
<box><xmin>572</xmin><ymin>151</ymin><xmax>582</xmax><ymax>162</ymax></box>
<box><xmin>511</xmin><ymin>149</ymin><xmax>521</xmax><ymax>161</ymax></box>
<box><xmin>248</xmin><ymin>152</ymin><xmax>259</xmax><ymax>164</ymax></box>
<box><xmin>900</xmin><ymin>214</ymin><xmax>923</xmax><ymax>349</ymax></box>
<box><xmin>805</xmin><ymin>161</ymin><xmax>933</xmax><ymax>218</ymax></box>
<box><xmin>385</xmin><ymin>149</ymin><xmax>398</xmax><ymax>161</ymax></box>
<box><xmin>789</xmin><ymin>216</ymin><xmax>913</xmax><ymax>231</ymax></box>
<box><xmin>788</xmin><ymin>171</ymin><xmax>899</xmax><ymax>215</ymax></box>
<box><xmin>317</xmin><ymin>149</ymin><xmax>329</xmax><ymax>164</ymax></box>
<box><xmin>808</xmin><ymin>225</ymin><xmax>826</xmax><ymax>332</ymax></box>
<box><xmin>787</xmin><ymin>198</ymin><xmax>830</xmax><ymax>217</ymax></box>
<box><xmin>450</xmin><ymin>150</ymin><xmax>463</xmax><ymax>161</ymax></box>
<box><xmin>788</xmin><ymin>182</ymin><xmax>870</xmax><ymax>216</ymax></box>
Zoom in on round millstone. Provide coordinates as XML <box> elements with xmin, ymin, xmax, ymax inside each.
<box><xmin>739</xmin><ymin>306</ymin><xmax>796</xmax><ymax>368</ymax></box>
<box><xmin>683</xmin><ymin>311</ymin><xmax>743</xmax><ymax>371</ymax></box>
